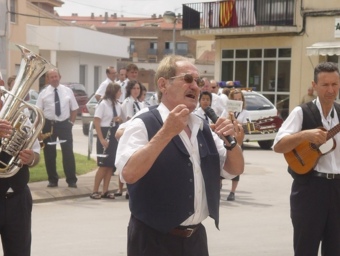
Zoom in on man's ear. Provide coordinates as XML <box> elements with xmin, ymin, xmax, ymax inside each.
<box><xmin>157</xmin><ymin>77</ymin><xmax>167</xmax><ymax>93</ymax></box>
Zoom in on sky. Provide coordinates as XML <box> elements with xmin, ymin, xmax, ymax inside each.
<box><xmin>55</xmin><ymin>0</ymin><xmax>205</xmax><ymax>17</ymax></box>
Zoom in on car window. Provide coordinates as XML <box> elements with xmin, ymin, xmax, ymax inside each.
<box><xmin>244</xmin><ymin>93</ymin><xmax>274</xmax><ymax>111</ymax></box>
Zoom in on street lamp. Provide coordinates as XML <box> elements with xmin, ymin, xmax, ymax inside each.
<box><xmin>163</xmin><ymin>11</ymin><xmax>177</xmax><ymax>55</ymax></box>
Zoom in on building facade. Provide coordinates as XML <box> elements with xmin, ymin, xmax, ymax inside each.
<box><xmin>1</xmin><ymin>0</ymin><xmax>129</xmax><ymax>95</ymax></box>
<box><xmin>181</xmin><ymin>0</ymin><xmax>340</xmax><ymax>118</ymax></box>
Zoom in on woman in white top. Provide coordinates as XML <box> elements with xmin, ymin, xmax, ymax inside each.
<box><xmin>195</xmin><ymin>91</ymin><xmax>213</xmax><ymax>124</ymax></box>
<box><xmin>225</xmin><ymin>89</ymin><xmax>250</xmax><ymax>201</ymax></box>
<box><xmin>116</xmin><ymin>80</ymin><xmax>145</xmax><ymax>198</ymax></box>
<box><xmin>121</xmin><ymin>80</ymin><xmax>144</xmax><ymax>122</ymax></box>
<box><xmin>90</xmin><ymin>83</ymin><xmax>122</xmax><ymax>199</ymax></box>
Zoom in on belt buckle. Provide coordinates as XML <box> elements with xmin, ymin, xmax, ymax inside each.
<box><xmin>186</xmin><ymin>228</ymin><xmax>194</xmax><ymax>238</ymax></box>
<box><xmin>326</xmin><ymin>173</ymin><xmax>335</xmax><ymax>179</ymax></box>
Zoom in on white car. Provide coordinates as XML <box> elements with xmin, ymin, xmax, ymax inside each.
<box><xmin>241</xmin><ymin>91</ymin><xmax>283</xmax><ymax>149</ymax></box>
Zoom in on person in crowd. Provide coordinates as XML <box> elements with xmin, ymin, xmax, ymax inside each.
<box><xmin>116</xmin><ymin>80</ymin><xmax>145</xmax><ymax>199</ymax></box>
<box><xmin>115</xmin><ymin>55</ymin><xmax>244</xmax><ymax>256</ymax></box>
<box><xmin>120</xmin><ymin>80</ymin><xmax>144</xmax><ymax>122</ymax></box>
<box><xmin>95</xmin><ymin>66</ymin><xmax>117</xmax><ymax>101</ymax></box>
<box><xmin>273</xmin><ymin>62</ymin><xmax>340</xmax><ymax>255</ymax></box>
<box><xmin>201</xmin><ymin>77</ymin><xmax>224</xmax><ymax>116</ymax></box>
<box><xmin>301</xmin><ymin>86</ymin><xmax>316</xmax><ymax>104</ymax></box>
<box><xmin>195</xmin><ymin>91</ymin><xmax>213</xmax><ymax>124</ymax></box>
<box><xmin>138</xmin><ymin>83</ymin><xmax>147</xmax><ymax>103</ymax></box>
<box><xmin>224</xmin><ymin>89</ymin><xmax>250</xmax><ymax>201</ymax></box>
<box><xmin>90</xmin><ymin>83</ymin><xmax>122</xmax><ymax>199</ymax></box>
<box><xmin>36</xmin><ymin>68</ymin><xmax>78</xmax><ymax>188</ymax></box>
<box><xmin>7</xmin><ymin>75</ymin><xmax>16</xmax><ymax>91</ymax></box>
<box><xmin>210</xmin><ymin>79</ymin><xmax>220</xmax><ymax>95</ymax></box>
<box><xmin>0</xmin><ymin>114</ymin><xmax>40</xmax><ymax>256</ymax></box>
<box><xmin>119</xmin><ymin>63</ymin><xmax>139</xmax><ymax>102</ymax></box>
<box><xmin>116</xmin><ymin>67</ymin><xmax>126</xmax><ymax>85</ymax></box>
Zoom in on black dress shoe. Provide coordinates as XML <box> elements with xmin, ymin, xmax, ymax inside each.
<box><xmin>125</xmin><ymin>193</ymin><xmax>129</xmax><ymax>199</ymax></box>
<box><xmin>227</xmin><ymin>192</ymin><xmax>235</xmax><ymax>201</ymax></box>
<box><xmin>47</xmin><ymin>183</ymin><xmax>58</xmax><ymax>188</ymax></box>
<box><xmin>68</xmin><ymin>183</ymin><xmax>77</xmax><ymax>188</ymax></box>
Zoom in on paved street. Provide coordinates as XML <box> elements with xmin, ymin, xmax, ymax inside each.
<box><xmin>28</xmin><ymin>124</ymin><xmax>297</xmax><ymax>256</ymax></box>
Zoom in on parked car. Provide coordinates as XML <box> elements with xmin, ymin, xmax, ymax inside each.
<box><xmin>63</xmin><ymin>83</ymin><xmax>89</xmax><ymax>116</ymax></box>
<box><xmin>242</xmin><ymin>90</ymin><xmax>283</xmax><ymax>149</ymax></box>
<box><xmin>81</xmin><ymin>94</ymin><xmax>97</xmax><ymax>135</ymax></box>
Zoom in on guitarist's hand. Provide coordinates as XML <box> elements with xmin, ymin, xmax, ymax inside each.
<box><xmin>302</xmin><ymin>128</ymin><xmax>327</xmax><ymax>145</ymax></box>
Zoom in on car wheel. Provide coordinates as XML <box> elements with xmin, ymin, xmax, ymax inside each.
<box><xmin>258</xmin><ymin>140</ymin><xmax>273</xmax><ymax>150</ymax></box>
<box><xmin>83</xmin><ymin>124</ymin><xmax>89</xmax><ymax>136</ymax></box>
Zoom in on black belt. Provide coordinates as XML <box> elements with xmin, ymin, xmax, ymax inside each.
<box><xmin>312</xmin><ymin>171</ymin><xmax>340</xmax><ymax>180</ymax></box>
<box><xmin>169</xmin><ymin>224</ymin><xmax>201</xmax><ymax>238</ymax></box>
<box><xmin>46</xmin><ymin>119</ymin><xmax>69</xmax><ymax>124</ymax></box>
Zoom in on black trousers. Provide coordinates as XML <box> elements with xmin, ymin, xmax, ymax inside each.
<box><xmin>291</xmin><ymin>177</ymin><xmax>340</xmax><ymax>256</ymax></box>
<box><xmin>43</xmin><ymin>119</ymin><xmax>77</xmax><ymax>185</ymax></box>
<box><xmin>0</xmin><ymin>186</ymin><xmax>32</xmax><ymax>256</ymax></box>
<box><xmin>127</xmin><ymin>215</ymin><xmax>209</xmax><ymax>256</ymax></box>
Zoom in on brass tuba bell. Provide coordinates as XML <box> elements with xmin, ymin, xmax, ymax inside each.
<box><xmin>0</xmin><ymin>45</ymin><xmax>54</xmax><ymax>178</ymax></box>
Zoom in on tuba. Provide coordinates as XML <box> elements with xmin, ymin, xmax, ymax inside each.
<box><xmin>0</xmin><ymin>45</ymin><xmax>54</xmax><ymax>178</ymax></box>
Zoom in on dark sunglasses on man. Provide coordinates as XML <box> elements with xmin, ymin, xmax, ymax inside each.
<box><xmin>170</xmin><ymin>73</ymin><xmax>205</xmax><ymax>88</ymax></box>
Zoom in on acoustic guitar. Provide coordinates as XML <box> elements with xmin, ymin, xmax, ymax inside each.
<box><xmin>284</xmin><ymin>124</ymin><xmax>340</xmax><ymax>174</ymax></box>
<box><xmin>242</xmin><ymin>116</ymin><xmax>283</xmax><ymax>134</ymax></box>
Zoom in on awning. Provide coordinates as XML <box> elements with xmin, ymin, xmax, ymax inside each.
<box><xmin>306</xmin><ymin>41</ymin><xmax>340</xmax><ymax>56</ymax></box>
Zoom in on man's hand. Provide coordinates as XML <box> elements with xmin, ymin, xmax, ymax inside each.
<box><xmin>19</xmin><ymin>149</ymin><xmax>35</xmax><ymax>166</ymax></box>
<box><xmin>162</xmin><ymin>104</ymin><xmax>190</xmax><ymax>138</ymax></box>
<box><xmin>0</xmin><ymin>120</ymin><xmax>12</xmax><ymax>138</ymax></box>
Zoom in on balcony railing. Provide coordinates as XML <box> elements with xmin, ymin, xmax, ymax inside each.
<box><xmin>182</xmin><ymin>0</ymin><xmax>295</xmax><ymax>30</ymax></box>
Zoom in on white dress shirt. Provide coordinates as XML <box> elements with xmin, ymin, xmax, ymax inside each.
<box><xmin>115</xmin><ymin>103</ymin><xmax>233</xmax><ymax>225</ymax></box>
<box><xmin>94</xmin><ymin>99</ymin><xmax>121</xmax><ymax>127</ymax></box>
<box><xmin>95</xmin><ymin>78</ymin><xmax>113</xmax><ymax>98</ymax></box>
<box><xmin>36</xmin><ymin>84</ymin><xmax>78</xmax><ymax>121</ymax></box>
<box><xmin>273</xmin><ymin>98</ymin><xmax>340</xmax><ymax>174</ymax></box>
<box><xmin>121</xmin><ymin>96</ymin><xmax>145</xmax><ymax>122</ymax></box>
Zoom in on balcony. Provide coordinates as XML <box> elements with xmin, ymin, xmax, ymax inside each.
<box><xmin>181</xmin><ymin>0</ymin><xmax>298</xmax><ymax>40</ymax></box>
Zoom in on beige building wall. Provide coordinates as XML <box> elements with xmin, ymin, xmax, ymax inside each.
<box><xmin>215</xmin><ymin>13</ymin><xmax>340</xmax><ymax>113</ymax></box>
<box><xmin>8</xmin><ymin>2</ymin><xmax>66</xmax><ymax>86</ymax></box>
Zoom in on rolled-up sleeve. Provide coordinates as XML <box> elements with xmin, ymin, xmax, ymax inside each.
<box><xmin>115</xmin><ymin>118</ymin><xmax>148</xmax><ymax>183</ymax></box>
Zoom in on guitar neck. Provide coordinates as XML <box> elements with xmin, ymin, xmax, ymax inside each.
<box><xmin>327</xmin><ymin>123</ymin><xmax>340</xmax><ymax>140</ymax></box>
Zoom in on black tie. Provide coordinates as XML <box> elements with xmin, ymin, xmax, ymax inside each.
<box><xmin>133</xmin><ymin>101</ymin><xmax>140</xmax><ymax>115</ymax></box>
<box><xmin>55</xmin><ymin>88</ymin><xmax>61</xmax><ymax>116</ymax></box>
<box><xmin>204</xmin><ymin>113</ymin><xmax>209</xmax><ymax>122</ymax></box>
<box><xmin>112</xmin><ymin>104</ymin><xmax>118</xmax><ymax>126</ymax></box>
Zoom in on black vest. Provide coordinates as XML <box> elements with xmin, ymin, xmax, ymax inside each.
<box><xmin>127</xmin><ymin>108</ymin><xmax>221</xmax><ymax>233</ymax></box>
<box><xmin>288</xmin><ymin>101</ymin><xmax>340</xmax><ymax>181</ymax></box>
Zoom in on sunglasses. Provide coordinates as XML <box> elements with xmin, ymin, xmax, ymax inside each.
<box><xmin>170</xmin><ymin>73</ymin><xmax>205</xmax><ymax>88</ymax></box>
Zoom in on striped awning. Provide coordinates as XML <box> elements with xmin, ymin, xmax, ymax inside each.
<box><xmin>306</xmin><ymin>41</ymin><xmax>340</xmax><ymax>56</ymax></box>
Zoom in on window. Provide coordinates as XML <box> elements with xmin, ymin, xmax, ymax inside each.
<box><xmin>10</xmin><ymin>0</ymin><xmax>16</xmax><ymax>23</ymax></box>
<box><xmin>130</xmin><ymin>41</ymin><xmax>135</xmax><ymax>54</ymax></box>
<box><xmin>221</xmin><ymin>48</ymin><xmax>291</xmax><ymax>107</ymax></box>
<box><xmin>79</xmin><ymin>65</ymin><xmax>87</xmax><ymax>87</ymax></box>
<box><xmin>94</xmin><ymin>66</ymin><xmax>101</xmax><ymax>90</ymax></box>
<box><xmin>165</xmin><ymin>42</ymin><xmax>174</xmax><ymax>50</ymax></box>
<box><xmin>150</xmin><ymin>42</ymin><xmax>157</xmax><ymax>50</ymax></box>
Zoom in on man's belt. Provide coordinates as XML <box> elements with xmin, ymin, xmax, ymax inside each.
<box><xmin>46</xmin><ymin>119</ymin><xmax>69</xmax><ymax>124</ymax></box>
<box><xmin>312</xmin><ymin>171</ymin><xmax>340</xmax><ymax>180</ymax></box>
<box><xmin>169</xmin><ymin>224</ymin><xmax>201</xmax><ymax>238</ymax></box>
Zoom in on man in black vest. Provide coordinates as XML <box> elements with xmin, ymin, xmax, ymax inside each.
<box><xmin>115</xmin><ymin>55</ymin><xmax>244</xmax><ymax>256</ymax></box>
<box><xmin>273</xmin><ymin>62</ymin><xmax>340</xmax><ymax>256</ymax></box>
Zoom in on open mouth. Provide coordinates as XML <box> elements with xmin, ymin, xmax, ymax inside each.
<box><xmin>186</xmin><ymin>92</ymin><xmax>196</xmax><ymax>99</ymax></box>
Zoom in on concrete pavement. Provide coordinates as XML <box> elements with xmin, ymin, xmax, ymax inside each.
<box><xmin>29</xmin><ymin>169</ymin><xmax>120</xmax><ymax>203</ymax></box>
